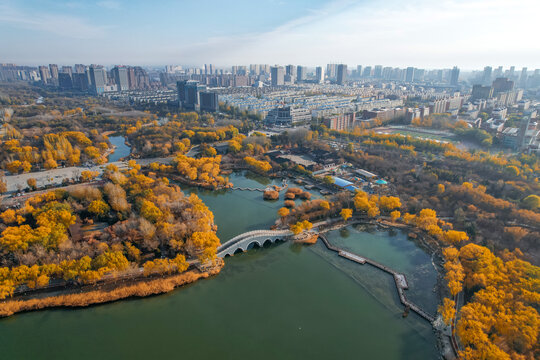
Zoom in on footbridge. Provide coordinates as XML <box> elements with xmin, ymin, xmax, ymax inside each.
<box><xmin>217</xmin><ymin>229</ymin><xmax>293</xmax><ymax>257</ymax></box>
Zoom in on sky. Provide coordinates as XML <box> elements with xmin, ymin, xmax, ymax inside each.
<box><xmin>1</xmin><ymin>0</ymin><xmax>540</xmax><ymax>69</ymax></box>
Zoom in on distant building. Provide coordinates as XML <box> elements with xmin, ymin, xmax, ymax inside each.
<box><xmin>405</xmin><ymin>67</ymin><xmax>415</xmax><ymax>82</ymax></box>
<box><xmin>327</xmin><ymin>64</ymin><xmax>337</xmax><ymax>79</ymax></box>
<box><xmin>183</xmin><ymin>80</ymin><xmax>206</xmax><ymax>111</ymax></box>
<box><xmin>61</xmin><ymin>66</ymin><xmax>73</xmax><ymax>76</ymax></box>
<box><xmin>285</xmin><ymin>65</ymin><xmax>296</xmax><ymax>80</ymax></box>
<box><xmin>265</xmin><ymin>106</ymin><xmax>311</xmax><ymax>126</ymax></box>
<box><xmin>72</xmin><ymin>73</ymin><xmax>89</xmax><ymax>91</ymax></box>
<box><xmin>58</xmin><ymin>73</ymin><xmax>72</xmax><ymax>90</ymax></box>
<box><xmin>111</xmin><ymin>66</ymin><xmax>129</xmax><ymax>91</ymax></box>
<box><xmin>373</xmin><ymin>65</ymin><xmax>383</xmax><ymax>79</ymax></box>
<box><xmin>315</xmin><ymin>66</ymin><xmax>324</xmax><ymax>84</ymax></box>
<box><xmin>482</xmin><ymin>66</ymin><xmax>492</xmax><ymax>84</ymax></box>
<box><xmin>127</xmin><ymin>67</ymin><xmax>136</xmax><ymax>89</ymax></box>
<box><xmin>492</xmin><ymin>107</ymin><xmax>507</xmax><ymax>119</ymax></box>
<box><xmin>450</xmin><ymin>66</ymin><xmax>460</xmax><ymax>85</ymax></box>
<box><xmin>472</xmin><ymin>84</ymin><xmax>493</xmax><ymax>100</ymax></box>
<box><xmin>133</xmin><ymin>67</ymin><xmax>149</xmax><ymax>89</ymax></box>
<box><xmin>38</xmin><ymin>66</ymin><xmax>50</xmax><ymax>84</ymax></box>
<box><xmin>49</xmin><ymin>64</ymin><xmax>59</xmax><ymax>80</ymax></box>
<box><xmin>502</xmin><ymin>127</ymin><xmax>519</xmax><ymax>149</ymax></box>
<box><xmin>74</xmin><ymin>64</ymin><xmax>86</xmax><ymax>73</ymax></box>
<box><xmin>492</xmin><ymin>77</ymin><xmax>514</xmax><ymax>93</ymax></box>
<box><xmin>271</xmin><ymin>66</ymin><xmax>285</xmax><ymax>86</ymax></box>
<box><xmin>363</xmin><ymin>66</ymin><xmax>372</xmax><ymax>78</ymax></box>
<box><xmin>323</xmin><ymin>113</ymin><xmax>356</xmax><ymax>131</ymax></box>
<box><xmin>200</xmin><ymin>91</ymin><xmax>219</xmax><ymax>112</ymax></box>
<box><xmin>88</xmin><ymin>65</ymin><xmax>107</xmax><ymax>94</ymax></box>
<box><xmin>336</xmin><ymin>64</ymin><xmax>347</xmax><ymax>85</ymax></box>
<box><xmin>297</xmin><ymin>65</ymin><xmax>306</xmax><ymax>83</ymax></box>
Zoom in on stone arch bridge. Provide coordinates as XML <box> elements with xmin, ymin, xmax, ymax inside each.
<box><xmin>217</xmin><ymin>229</ymin><xmax>293</xmax><ymax>257</ymax></box>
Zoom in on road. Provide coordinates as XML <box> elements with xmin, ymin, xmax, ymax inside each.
<box><xmin>3</xmin><ymin>157</ymin><xmax>174</xmax><ymax>193</ymax></box>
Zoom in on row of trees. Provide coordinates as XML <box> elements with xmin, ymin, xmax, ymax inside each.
<box><xmin>0</xmin><ymin>161</ymin><xmax>223</xmax><ymax>299</ymax></box>
<box><xmin>1</xmin><ymin>130</ymin><xmax>111</xmax><ymax>172</ymax></box>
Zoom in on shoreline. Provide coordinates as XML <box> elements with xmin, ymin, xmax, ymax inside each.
<box><xmin>0</xmin><ymin>259</ymin><xmax>224</xmax><ymax>318</ymax></box>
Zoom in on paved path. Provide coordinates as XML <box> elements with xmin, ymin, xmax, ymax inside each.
<box><xmin>2</xmin><ymin>157</ymin><xmax>173</xmax><ymax>193</ymax></box>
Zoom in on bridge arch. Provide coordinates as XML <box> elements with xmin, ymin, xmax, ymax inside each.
<box><xmin>217</xmin><ymin>229</ymin><xmax>294</xmax><ymax>258</ymax></box>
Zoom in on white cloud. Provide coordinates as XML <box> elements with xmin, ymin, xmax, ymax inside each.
<box><xmin>173</xmin><ymin>0</ymin><xmax>540</xmax><ymax>68</ymax></box>
<box><xmin>0</xmin><ymin>3</ymin><xmax>110</xmax><ymax>39</ymax></box>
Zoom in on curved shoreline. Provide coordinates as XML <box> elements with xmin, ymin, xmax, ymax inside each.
<box><xmin>0</xmin><ymin>260</ymin><xmax>224</xmax><ymax>318</ymax></box>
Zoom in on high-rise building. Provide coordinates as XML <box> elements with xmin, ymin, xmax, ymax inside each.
<box><xmin>493</xmin><ymin>66</ymin><xmax>503</xmax><ymax>78</ymax></box>
<box><xmin>270</xmin><ymin>66</ymin><xmax>285</xmax><ymax>86</ymax></box>
<box><xmin>127</xmin><ymin>67</ymin><xmax>136</xmax><ymax>89</ymax></box>
<box><xmin>326</xmin><ymin>64</ymin><xmax>337</xmax><ymax>79</ymax></box>
<box><xmin>336</xmin><ymin>64</ymin><xmax>347</xmax><ymax>85</ymax></box>
<box><xmin>72</xmin><ymin>73</ymin><xmax>89</xmax><ymax>91</ymax></box>
<box><xmin>49</xmin><ymin>64</ymin><xmax>59</xmax><ymax>80</ymax></box>
<box><xmin>176</xmin><ymin>80</ymin><xmax>187</xmax><ymax>104</ymax></box>
<box><xmin>382</xmin><ymin>67</ymin><xmax>392</xmax><ymax>80</ymax></box>
<box><xmin>405</xmin><ymin>67</ymin><xmax>415</xmax><ymax>82</ymax></box>
<box><xmin>472</xmin><ymin>84</ymin><xmax>493</xmax><ymax>100</ymax></box>
<box><xmin>285</xmin><ymin>65</ymin><xmax>296</xmax><ymax>82</ymax></box>
<box><xmin>482</xmin><ymin>66</ymin><xmax>492</xmax><ymax>84</ymax></box>
<box><xmin>450</xmin><ymin>66</ymin><xmax>460</xmax><ymax>86</ymax></box>
<box><xmin>133</xmin><ymin>67</ymin><xmax>149</xmax><ymax>89</ymax></box>
<box><xmin>363</xmin><ymin>66</ymin><xmax>372</xmax><ymax>78</ymax></box>
<box><xmin>356</xmin><ymin>65</ymin><xmax>362</xmax><ymax>78</ymax></box>
<box><xmin>74</xmin><ymin>64</ymin><xmax>86</xmax><ymax>73</ymax></box>
<box><xmin>249</xmin><ymin>64</ymin><xmax>260</xmax><ymax>75</ymax></box>
<box><xmin>520</xmin><ymin>67</ymin><xmax>528</xmax><ymax>86</ymax></box>
<box><xmin>58</xmin><ymin>73</ymin><xmax>72</xmax><ymax>90</ymax></box>
<box><xmin>183</xmin><ymin>80</ymin><xmax>206</xmax><ymax>111</ymax></box>
<box><xmin>492</xmin><ymin>77</ymin><xmax>514</xmax><ymax>93</ymax></box>
<box><xmin>38</xmin><ymin>66</ymin><xmax>51</xmax><ymax>84</ymax></box>
<box><xmin>296</xmin><ymin>66</ymin><xmax>306</xmax><ymax>83</ymax></box>
<box><xmin>373</xmin><ymin>65</ymin><xmax>383</xmax><ymax>79</ymax></box>
<box><xmin>203</xmin><ymin>64</ymin><xmax>214</xmax><ymax>75</ymax></box>
<box><xmin>61</xmin><ymin>66</ymin><xmax>73</xmax><ymax>76</ymax></box>
<box><xmin>200</xmin><ymin>91</ymin><xmax>219</xmax><ymax>112</ymax></box>
<box><xmin>111</xmin><ymin>66</ymin><xmax>129</xmax><ymax>91</ymax></box>
<box><xmin>315</xmin><ymin>66</ymin><xmax>324</xmax><ymax>84</ymax></box>
<box><xmin>88</xmin><ymin>65</ymin><xmax>107</xmax><ymax>94</ymax></box>
<box><xmin>414</xmin><ymin>68</ymin><xmax>425</xmax><ymax>82</ymax></box>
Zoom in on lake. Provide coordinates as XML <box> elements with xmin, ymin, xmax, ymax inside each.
<box><xmin>0</xmin><ymin>172</ymin><xmax>439</xmax><ymax>359</ymax></box>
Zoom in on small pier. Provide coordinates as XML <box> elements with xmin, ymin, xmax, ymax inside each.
<box><xmin>318</xmin><ymin>233</ymin><xmax>435</xmax><ymax>324</ymax></box>
<box><xmin>339</xmin><ymin>251</ymin><xmax>366</xmax><ymax>264</ymax></box>
<box><xmin>232</xmin><ymin>181</ymin><xmax>288</xmax><ymax>193</ymax></box>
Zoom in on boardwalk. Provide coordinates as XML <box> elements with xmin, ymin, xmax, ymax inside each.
<box><xmin>216</xmin><ymin>227</ymin><xmax>435</xmax><ymax>324</ymax></box>
<box><xmin>318</xmin><ymin>233</ymin><xmax>435</xmax><ymax>324</ymax></box>
<box><xmin>231</xmin><ymin>180</ymin><xmax>288</xmax><ymax>193</ymax></box>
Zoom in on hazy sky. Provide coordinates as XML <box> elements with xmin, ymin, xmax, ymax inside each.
<box><xmin>1</xmin><ymin>0</ymin><xmax>539</xmax><ymax>69</ymax></box>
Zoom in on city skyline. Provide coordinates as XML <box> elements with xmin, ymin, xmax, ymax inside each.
<box><xmin>1</xmin><ymin>0</ymin><xmax>540</xmax><ymax>68</ymax></box>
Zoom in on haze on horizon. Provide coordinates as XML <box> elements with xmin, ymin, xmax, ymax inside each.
<box><xmin>1</xmin><ymin>0</ymin><xmax>539</xmax><ymax>69</ymax></box>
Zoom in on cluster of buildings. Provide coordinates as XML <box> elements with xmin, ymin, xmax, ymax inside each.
<box><xmin>472</xmin><ymin>66</ymin><xmax>540</xmax><ymax>89</ymax></box>
<box><xmin>471</xmin><ymin>77</ymin><xmax>524</xmax><ymax>107</ymax></box>
<box><xmin>349</xmin><ymin>65</ymin><xmax>461</xmax><ymax>86</ymax></box>
<box><xmin>176</xmin><ymin>80</ymin><xmax>219</xmax><ymax>112</ymax></box>
<box><xmin>0</xmin><ymin>63</ymin><xmax>151</xmax><ymax>94</ymax></box>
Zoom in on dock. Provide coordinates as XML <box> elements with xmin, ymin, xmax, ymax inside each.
<box><xmin>318</xmin><ymin>233</ymin><xmax>435</xmax><ymax>324</ymax></box>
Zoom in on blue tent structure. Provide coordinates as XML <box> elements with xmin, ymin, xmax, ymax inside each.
<box><xmin>332</xmin><ymin>177</ymin><xmax>359</xmax><ymax>192</ymax></box>
<box><xmin>375</xmin><ymin>179</ymin><xmax>388</xmax><ymax>185</ymax></box>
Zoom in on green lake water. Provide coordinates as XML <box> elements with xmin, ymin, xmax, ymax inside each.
<box><xmin>0</xmin><ymin>172</ymin><xmax>439</xmax><ymax>359</ymax></box>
